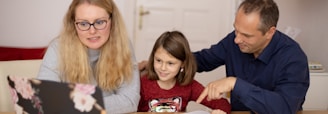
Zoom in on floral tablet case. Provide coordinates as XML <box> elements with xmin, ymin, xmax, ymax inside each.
<box><xmin>7</xmin><ymin>75</ymin><xmax>105</xmax><ymax>114</ymax></box>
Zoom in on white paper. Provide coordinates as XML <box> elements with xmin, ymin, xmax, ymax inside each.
<box><xmin>184</xmin><ymin>110</ymin><xmax>211</xmax><ymax>114</ymax></box>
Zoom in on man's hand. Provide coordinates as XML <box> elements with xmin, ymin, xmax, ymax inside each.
<box><xmin>138</xmin><ymin>60</ymin><xmax>148</xmax><ymax>71</ymax></box>
<box><xmin>138</xmin><ymin>60</ymin><xmax>148</xmax><ymax>76</ymax></box>
<box><xmin>196</xmin><ymin>77</ymin><xmax>237</xmax><ymax>103</ymax></box>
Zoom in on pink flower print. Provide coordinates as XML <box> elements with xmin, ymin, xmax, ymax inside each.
<box><xmin>71</xmin><ymin>92</ymin><xmax>96</xmax><ymax>112</ymax></box>
<box><xmin>74</xmin><ymin>84</ymin><xmax>96</xmax><ymax>95</ymax></box>
<box><xmin>31</xmin><ymin>95</ymin><xmax>44</xmax><ymax>114</ymax></box>
<box><xmin>9</xmin><ymin>88</ymin><xmax>18</xmax><ymax>103</ymax></box>
<box><xmin>10</xmin><ymin>76</ymin><xmax>35</xmax><ymax>100</ymax></box>
<box><xmin>71</xmin><ymin>84</ymin><xmax>96</xmax><ymax>112</ymax></box>
<box><xmin>14</xmin><ymin>104</ymin><xmax>24</xmax><ymax>114</ymax></box>
<box><xmin>9</xmin><ymin>89</ymin><xmax>25</xmax><ymax>114</ymax></box>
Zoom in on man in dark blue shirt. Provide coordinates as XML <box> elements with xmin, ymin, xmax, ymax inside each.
<box><xmin>195</xmin><ymin>0</ymin><xmax>309</xmax><ymax>114</ymax></box>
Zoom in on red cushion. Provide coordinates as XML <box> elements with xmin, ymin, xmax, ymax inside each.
<box><xmin>0</xmin><ymin>47</ymin><xmax>46</xmax><ymax>61</ymax></box>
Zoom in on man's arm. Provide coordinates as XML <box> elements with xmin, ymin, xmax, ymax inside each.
<box><xmin>233</xmin><ymin>56</ymin><xmax>309</xmax><ymax>114</ymax></box>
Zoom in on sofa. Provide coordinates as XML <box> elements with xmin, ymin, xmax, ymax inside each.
<box><xmin>0</xmin><ymin>47</ymin><xmax>45</xmax><ymax>112</ymax></box>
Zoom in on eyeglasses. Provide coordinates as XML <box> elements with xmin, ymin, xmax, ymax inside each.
<box><xmin>75</xmin><ymin>19</ymin><xmax>108</xmax><ymax>31</ymax></box>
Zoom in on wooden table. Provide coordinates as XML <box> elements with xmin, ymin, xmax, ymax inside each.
<box><xmin>127</xmin><ymin>111</ymin><xmax>328</xmax><ymax>114</ymax></box>
<box><xmin>130</xmin><ymin>111</ymin><xmax>249</xmax><ymax>114</ymax></box>
<box><xmin>297</xmin><ymin>110</ymin><xmax>328</xmax><ymax>114</ymax></box>
<box><xmin>1</xmin><ymin>110</ymin><xmax>328</xmax><ymax>114</ymax></box>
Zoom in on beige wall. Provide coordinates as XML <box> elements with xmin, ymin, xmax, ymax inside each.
<box><xmin>0</xmin><ymin>0</ymin><xmax>133</xmax><ymax>47</ymax></box>
<box><xmin>0</xmin><ymin>0</ymin><xmax>71</xmax><ymax>47</ymax></box>
<box><xmin>0</xmin><ymin>0</ymin><xmax>328</xmax><ymax>69</ymax></box>
<box><xmin>276</xmin><ymin>0</ymin><xmax>328</xmax><ymax>71</ymax></box>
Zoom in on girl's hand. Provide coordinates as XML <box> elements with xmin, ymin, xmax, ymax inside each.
<box><xmin>211</xmin><ymin>109</ymin><xmax>227</xmax><ymax>114</ymax></box>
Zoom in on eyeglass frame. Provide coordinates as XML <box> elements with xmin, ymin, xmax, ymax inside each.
<box><xmin>75</xmin><ymin>14</ymin><xmax>112</xmax><ymax>31</ymax></box>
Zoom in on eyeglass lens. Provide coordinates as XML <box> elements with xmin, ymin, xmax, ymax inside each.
<box><xmin>76</xmin><ymin>20</ymin><xmax>107</xmax><ymax>31</ymax></box>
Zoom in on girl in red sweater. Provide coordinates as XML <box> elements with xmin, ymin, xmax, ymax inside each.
<box><xmin>138</xmin><ymin>31</ymin><xmax>231</xmax><ymax>114</ymax></box>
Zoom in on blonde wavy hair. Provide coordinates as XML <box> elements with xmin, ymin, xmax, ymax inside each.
<box><xmin>58</xmin><ymin>0</ymin><xmax>132</xmax><ymax>91</ymax></box>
